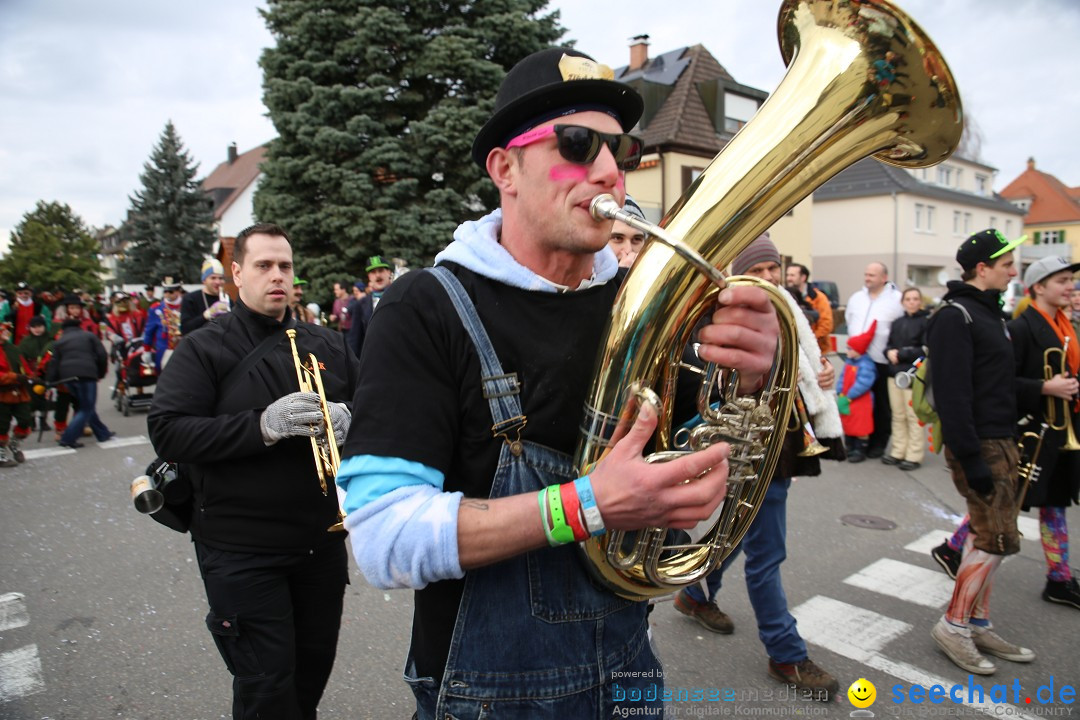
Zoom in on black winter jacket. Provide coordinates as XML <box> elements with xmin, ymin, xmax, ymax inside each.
<box><xmin>926</xmin><ymin>282</ymin><xmax>1017</xmax><ymax>480</ymax></box>
<box><xmin>46</xmin><ymin>320</ymin><xmax>107</xmax><ymax>382</ymax></box>
<box><xmin>147</xmin><ymin>301</ymin><xmax>361</xmax><ymax>553</ymax></box>
<box><xmin>1008</xmin><ymin>307</ymin><xmax>1080</xmax><ymax>509</ymax></box>
<box><xmin>885</xmin><ymin>309</ymin><xmax>929</xmax><ymax>376</ymax></box>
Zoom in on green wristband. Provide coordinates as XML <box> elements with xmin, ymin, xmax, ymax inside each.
<box><xmin>546</xmin><ymin>484</ymin><xmax>575</xmax><ymax>545</ymax></box>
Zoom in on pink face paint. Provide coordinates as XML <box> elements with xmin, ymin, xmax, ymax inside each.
<box><xmin>549</xmin><ymin>164</ymin><xmax>589</xmax><ymax>182</ymax></box>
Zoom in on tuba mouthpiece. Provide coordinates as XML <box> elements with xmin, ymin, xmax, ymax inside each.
<box><xmin>590</xmin><ymin>194</ymin><xmax>621</xmax><ymax>222</ymax></box>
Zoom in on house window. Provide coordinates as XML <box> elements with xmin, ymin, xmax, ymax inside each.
<box><xmin>953</xmin><ymin>211</ymin><xmax>962</xmax><ymax>235</ymax></box>
<box><xmin>724</xmin><ymin>93</ymin><xmax>759</xmax><ymax>134</ymax></box>
<box><xmin>681</xmin><ymin>166</ymin><xmax>705</xmax><ymax>193</ymax></box>
<box><xmin>910</xmin><ymin>265</ymin><xmax>945</xmax><ymax>286</ymax></box>
<box><xmin>1006</xmin><ymin>219</ymin><xmax>1014</xmax><ymax>236</ymax></box>
<box><xmin>989</xmin><ymin>215</ymin><xmax>997</xmax><ymax>229</ymax></box>
<box><xmin>955</xmin><ymin>169</ymin><xmax>964</xmax><ymax>188</ymax></box>
<box><xmin>937</xmin><ymin>166</ymin><xmax>952</xmax><ymax>186</ymax></box>
<box><xmin>916</xmin><ymin>204</ymin><xmax>935</xmax><ymax>231</ymax></box>
<box><xmin>1035</xmin><ymin>230</ymin><xmax>1064</xmax><ymax>245</ymax></box>
<box><xmin>963</xmin><ymin>212</ymin><xmax>972</xmax><ymax>234</ymax></box>
<box><xmin>976</xmin><ymin>174</ymin><xmax>989</xmax><ymax>195</ymax></box>
<box><xmin>1012</xmin><ymin>198</ymin><xmax>1031</xmax><ymax>212</ymax></box>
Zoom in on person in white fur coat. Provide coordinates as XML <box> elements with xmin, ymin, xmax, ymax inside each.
<box><xmin>673</xmin><ymin>233</ymin><xmax>847</xmax><ymax>701</ymax></box>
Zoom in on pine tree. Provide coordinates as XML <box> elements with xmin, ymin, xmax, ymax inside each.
<box><xmin>121</xmin><ymin>122</ymin><xmax>217</xmax><ymax>284</ymax></box>
<box><xmin>0</xmin><ymin>201</ymin><xmax>105</xmax><ymax>293</ymax></box>
<box><xmin>254</xmin><ymin>0</ymin><xmax>564</xmax><ymax>291</ymax></box>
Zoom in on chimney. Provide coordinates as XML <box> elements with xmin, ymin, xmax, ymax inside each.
<box><xmin>629</xmin><ymin>34</ymin><xmax>650</xmax><ymax>71</ymax></box>
<box><xmin>1027</xmin><ymin>157</ymin><xmax>1035</xmax><ymax>171</ymax></box>
<box><xmin>227</xmin><ymin>142</ymin><xmax>238</xmax><ymax>165</ymax></box>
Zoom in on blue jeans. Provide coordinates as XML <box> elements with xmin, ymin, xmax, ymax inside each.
<box><xmin>59</xmin><ymin>379</ymin><xmax>111</xmax><ymax>445</ymax></box>
<box><xmin>684</xmin><ymin>477</ymin><xmax>807</xmax><ymax>664</ymax></box>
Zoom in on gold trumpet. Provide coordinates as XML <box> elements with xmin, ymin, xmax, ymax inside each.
<box><xmin>1017</xmin><ymin>423</ymin><xmax>1048</xmax><ymax>506</ymax></box>
<box><xmin>788</xmin><ymin>391</ymin><xmax>829</xmax><ymax>457</ymax></box>
<box><xmin>1044</xmin><ymin>337</ymin><xmax>1080</xmax><ymax>451</ymax></box>
<box><xmin>286</xmin><ymin>329</ymin><xmax>346</xmax><ymax>532</ymax></box>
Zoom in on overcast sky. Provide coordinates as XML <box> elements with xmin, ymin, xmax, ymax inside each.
<box><xmin>2</xmin><ymin>0</ymin><xmax>1077</xmax><ymax>255</ymax></box>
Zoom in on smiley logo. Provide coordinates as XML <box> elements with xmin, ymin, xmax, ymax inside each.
<box><xmin>848</xmin><ymin>678</ymin><xmax>876</xmax><ymax>708</ymax></box>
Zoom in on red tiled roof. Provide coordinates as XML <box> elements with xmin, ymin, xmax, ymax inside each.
<box><xmin>999</xmin><ymin>160</ymin><xmax>1080</xmax><ymax>224</ymax></box>
<box><xmin>202</xmin><ymin>144</ymin><xmax>267</xmax><ymax>221</ymax></box>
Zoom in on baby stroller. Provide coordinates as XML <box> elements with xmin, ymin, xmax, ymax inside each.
<box><xmin>112</xmin><ymin>339</ymin><xmax>157</xmax><ymax>416</ymax></box>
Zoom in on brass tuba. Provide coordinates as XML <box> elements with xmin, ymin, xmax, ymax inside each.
<box><xmin>576</xmin><ymin>0</ymin><xmax>963</xmax><ymax>600</ymax></box>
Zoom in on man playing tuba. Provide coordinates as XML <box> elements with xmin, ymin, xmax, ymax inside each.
<box><xmin>335</xmin><ymin>47</ymin><xmax>779</xmax><ymax>719</ymax></box>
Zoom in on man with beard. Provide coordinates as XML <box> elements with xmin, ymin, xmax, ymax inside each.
<box><xmin>345</xmin><ymin>255</ymin><xmax>394</xmax><ymax>357</ymax></box>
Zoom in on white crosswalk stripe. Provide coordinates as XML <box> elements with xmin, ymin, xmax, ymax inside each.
<box><xmin>0</xmin><ymin>594</ymin><xmax>29</xmax><ymax>633</ymax></box>
<box><xmin>792</xmin><ymin>596</ymin><xmax>1044</xmax><ymax>720</ymax></box>
<box><xmin>18</xmin><ymin>435</ymin><xmax>150</xmax><ymax>462</ymax></box>
<box><xmin>843</xmin><ymin>557</ymin><xmax>955</xmax><ymax>608</ymax></box>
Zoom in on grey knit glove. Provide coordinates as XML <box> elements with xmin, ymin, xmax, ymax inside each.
<box><xmin>260</xmin><ymin>391</ymin><xmax>324</xmax><ymax>445</ymax></box>
<box><xmin>328</xmin><ymin>402</ymin><xmax>351</xmax><ymax>446</ymax></box>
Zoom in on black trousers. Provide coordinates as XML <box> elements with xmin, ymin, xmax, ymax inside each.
<box><xmin>195</xmin><ymin>540</ymin><xmax>348</xmax><ymax>720</ymax></box>
<box><xmin>869</xmin><ymin>361</ymin><xmax>892</xmax><ymax>452</ymax></box>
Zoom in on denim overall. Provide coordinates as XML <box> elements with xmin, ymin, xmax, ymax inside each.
<box><xmin>407</xmin><ymin>267</ymin><xmax>663</xmax><ymax>720</ymax></box>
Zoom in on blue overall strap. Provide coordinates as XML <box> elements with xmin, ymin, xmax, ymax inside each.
<box><xmin>426</xmin><ymin>266</ymin><xmax>526</xmax><ymax>448</ymax></box>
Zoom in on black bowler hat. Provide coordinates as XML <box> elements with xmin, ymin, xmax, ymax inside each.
<box><xmin>956</xmin><ymin>229</ymin><xmax>1027</xmax><ymax>271</ymax></box>
<box><xmin>471</xmin><ymin>47</ymin><xmax>644</xmax><ymax>167</ymax></box>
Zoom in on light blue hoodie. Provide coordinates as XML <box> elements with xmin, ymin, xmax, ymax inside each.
<box><xmin>337</xmin><ymin>209</ymin><xmax>618</xmax><ymax>589</ymax></box>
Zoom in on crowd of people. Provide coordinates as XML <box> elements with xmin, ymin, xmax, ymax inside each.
<box><xmin>3</xmin><ymin>45</ymin><xmax>1079</xmax><ymax>720</ymax></box>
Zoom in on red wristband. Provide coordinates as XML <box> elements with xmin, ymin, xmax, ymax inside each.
<box><xmin>559</xmin><ymin>482</ymin><xmax>588</xmax><ymax>542</ymax></box>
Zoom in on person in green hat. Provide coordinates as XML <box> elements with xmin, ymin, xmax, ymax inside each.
<box><xmin>290</xmin><ymin>276</ymin><xmax>316</xmax><ymax>323</ymax></box>
<box><xmin>346</xmin><ymin>256</ymin><xmax>394</xmax><ymax>356</ymax></box>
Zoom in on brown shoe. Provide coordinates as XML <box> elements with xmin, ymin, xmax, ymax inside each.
<box><xmin>673</xmin><ymin>589</ymin><xmax>734</xmax><ymax>634</ymax></box>
<box><xmin>768</xmin><ymin>658</ymin><xmax>840</xmax><ymax>702</ymax></box>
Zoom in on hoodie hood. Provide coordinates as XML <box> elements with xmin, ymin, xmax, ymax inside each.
<box><xmin>434</xmin><ymin>209</ymin><xmax>619</xmax><ymax>292</ymax></box>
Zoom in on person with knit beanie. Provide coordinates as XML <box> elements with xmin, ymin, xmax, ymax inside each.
<box><xmin>674</xmin><ymin>232</ymin><xmax>845</xmax><ymax>701</ymax></box>
<box><xmin>180</xmin><ymin>259</ymin><xmax>230</xmax><ymax>336</ymax></box>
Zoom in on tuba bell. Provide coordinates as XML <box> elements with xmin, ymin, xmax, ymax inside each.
<box><xmin>576</xmin><ymin>0</ymin><xmax>963</xmax><ymax>600</ymax></box>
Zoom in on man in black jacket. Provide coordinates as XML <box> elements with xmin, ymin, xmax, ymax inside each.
<box><xmin>148</xmin><ymin>223</ymin><xmax>360</xmax><ymax>720</ymax></box>
<box><xmin>927</xmin><ymin>228</ymin><xmax>1034</xmax><ymax>676</ymax></box>
<box><xmin>47</xmin><ymin>313</ymin><xmax>112</xmax><ymax>449</ymax></box>
<box><xmin>345</xmin><ymin>255</ymin><xmax>393</xmax><ymax>358</ymax></box>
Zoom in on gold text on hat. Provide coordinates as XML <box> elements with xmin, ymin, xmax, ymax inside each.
<box><xmin>559</xmin><ymin>54</ymin><xmax>614</xmax><ymax>82</ymax></box>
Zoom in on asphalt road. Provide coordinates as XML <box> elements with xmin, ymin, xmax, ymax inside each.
<box><xmin>1</xmin><ymin>379</ymin><xmax>1076</xmax><ymax>720</ymax></box>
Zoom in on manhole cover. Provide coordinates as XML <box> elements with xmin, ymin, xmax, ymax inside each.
<box><xmin>840</xmin><ymin>514</ymin><xmax>897</xmax><ymax>530</ymax></box>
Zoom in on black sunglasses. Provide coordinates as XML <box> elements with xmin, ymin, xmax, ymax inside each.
<box><xmin>506</xmin><ymin>124</ymin><xmax>644</xmax><ymax>171</ymax></box>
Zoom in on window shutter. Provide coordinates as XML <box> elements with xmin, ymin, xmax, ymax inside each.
<box><xmin>1034</xmin><ymin>231</ymin><xmax>1041</xmax><ymax>245</ymax></box>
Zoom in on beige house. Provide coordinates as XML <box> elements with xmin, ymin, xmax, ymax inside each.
<box><xmin>1000</xmin><ymin>158</ymin><xmax>1080</xmax><ymax>269</ymax></box>
<box><xmin>811</xmin><ymin>155</ymin><xmax>1023</xmax><ymax>303</ymax></box>
<box><xmin>613</xmin><ymin>38</ymin><xmax>828</xmax><ymax>274</ymax></box>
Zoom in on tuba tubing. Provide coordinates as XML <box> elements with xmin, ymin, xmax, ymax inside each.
<box><xmin>574</xmin><ymin>0</ymin><xmax>963</xmax><ymax>600</ymax></box>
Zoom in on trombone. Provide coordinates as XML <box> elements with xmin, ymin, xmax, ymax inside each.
<box><xmin>286</xmin><ymin>329</ymin><xmax>346</xmax><ymax>532</ymax></box>
<box><xmin>1044</xmin><ymin>337</ymin><xmax>1080</xmax><ymax>452</ymax></box>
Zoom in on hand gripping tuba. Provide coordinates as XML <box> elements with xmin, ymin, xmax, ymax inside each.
<box><xmin>575</xmin><ymin>0</ymin><xmax>963</xmax><ymax>600</ymax></box>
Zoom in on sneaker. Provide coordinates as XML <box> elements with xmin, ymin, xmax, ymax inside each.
<box><xmin>57</xmin><ymin>440</ymin><xmax>84</xmax><ymax>450</ymax></box>
<box><xmin>767</xmin><ymin>658</ymin><xmax>839</xmax><ymax>702</ymax></box>
<box><xmin>866</xmin><ymin>446</ymin><xmax>885</xmax><ymax>459</ymax></box>
<box><xmin>673</xmin><ymin>589</ymin><xmax>734</xmax><ymax>634</ymax></box>
<box><xmin>898</xmin><ymin>461</ymin><xmax>921</xmax><ymax>471</ymax></box>
<box><xmin>9</xmin><ymin>439</ymin><xmax>25</xmax><ymax>463</ymax></box>
<box><xmin>931</xmin><ymin>618</ymin><xmax>996</xmax><ymax>675</ymax></box>
<box><xmin>847</xmin><ymin>450</ymin><xmax>866</xmax><ymax>463</ymax></box>
<box><xmin>881</xmin><ymin>455</ymin><xmax>901</xmax><ymax>466</ymax></box>
<box><xmin>97</xmin><ymin>432</ymin><xmax>117</xmax><ymax>443</ymax></box>
<box><xmin>931</xmin><ymin>541</ymin><xmax>961</xmax><ymax>580</ymax></box>
<box><xmin>970</xmin><ymin>625</ymin><xmax>1035</xmax><ymax>663</ymax></box>
<box><xmin>1042</xmin><ymin>578</ymin><xmax>1080</xmax><ymax>610</ymax></box>
<box><xmin>0</xmin><ymin>446</ymin><xmax>17</xmax><ymax>468</ymax></box>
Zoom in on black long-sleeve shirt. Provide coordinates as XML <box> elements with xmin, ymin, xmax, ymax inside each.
<box><xmin>926</xmin><ymin>282</ymin><xmax>1017</xmax><ymax>478</ymax></box>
